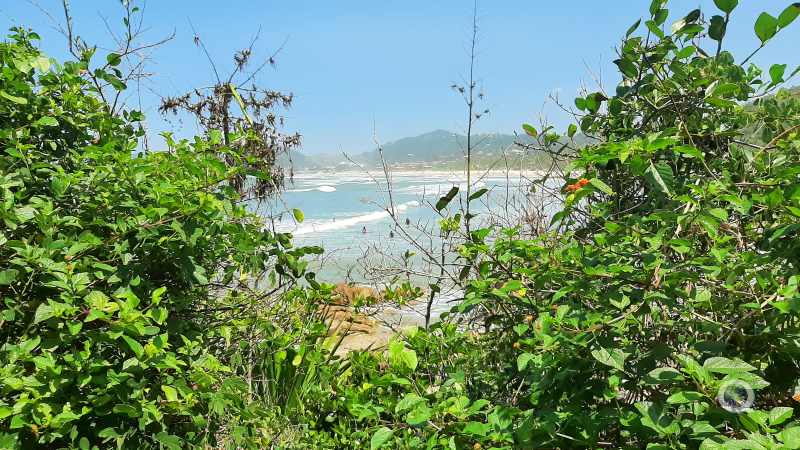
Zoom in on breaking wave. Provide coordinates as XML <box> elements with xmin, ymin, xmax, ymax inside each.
<box><xmin>286</xmin><ymin>185</ymin><xmax>337</xmax><ymax>193</ymax></box>
<box><xmin>291</xmin><ymin>201</ymin><xmax>419</xmax><ymax>236</ymax></box>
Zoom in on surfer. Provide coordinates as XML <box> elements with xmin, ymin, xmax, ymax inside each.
<box><xmin>362</xmin><ymin>226</ymin><xmax>367</xmax><ymax>234</ymax></box>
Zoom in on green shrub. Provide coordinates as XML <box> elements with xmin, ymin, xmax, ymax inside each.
<box><xmin>453</xmin><ymin>2</ymin><xmax>800</xmax><ymax>448</ymax></box>
<box><xmin>0</xmin><ymin>28</ymin><xmax>313</xmax><ymax>449</ymax></box>
<box><xmin>296</xmin><ymin>2</ymin><xmax>800</xmax><ymax>449</ymax></box>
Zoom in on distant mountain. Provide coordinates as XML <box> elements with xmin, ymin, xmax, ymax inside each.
<box><xmin>351</xmin><ymin>129</ymin><xmax>526</xmax><ymax>165</ymax></box>
<box><xmin>355</xmin><ymin>129</ymin><xmax>592</xmax><ymax>170</ymax></box>
<box><xmin>277</xmin><ymin>151</ymin><xmax>347</xmax><ymax>172</ymax></box>
<box><xmin>279</xmin><ymin>129</ymin><xmax>582</xmax><ymax>171</ymax></box>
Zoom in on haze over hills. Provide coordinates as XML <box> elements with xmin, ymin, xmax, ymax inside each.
<box><xmin>283</xmin><ymin>129</ymin><xmax>549</xmax><ymax>171</ymax></box>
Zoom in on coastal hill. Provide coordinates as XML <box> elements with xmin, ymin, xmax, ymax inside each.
<box><xmin>283</xmin><ymin>129</ymin><xmax>565</xmax><ymax>171</ymax></box>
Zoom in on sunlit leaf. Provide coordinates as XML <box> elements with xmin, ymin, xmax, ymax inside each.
<box><xmin>755</xmin><ymin>12</ymin><xmax>779</xmax><ymax>43</ymax></box>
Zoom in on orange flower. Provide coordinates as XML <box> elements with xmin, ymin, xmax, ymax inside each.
<box><xmin>793</xmin><ymin>392</ymin><xmax>800</xmax><ymax>402</ymax></box>
<box><xmin>565</xmin><ymin>178</ymin><xmax>590</xmax><ymax>193</ymax></box>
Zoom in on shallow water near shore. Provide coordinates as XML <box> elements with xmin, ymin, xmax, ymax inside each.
<box><xmin>256</xmin><ymin>170</ymin><xmax>551</xmax><ymax>277</ymax></box>
<box><xmin>249</xmin><ymin>169</ymin><xmax>558</xmax><ymax>329</ymax></box>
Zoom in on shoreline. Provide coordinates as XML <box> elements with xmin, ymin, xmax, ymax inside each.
<box><xmin>290</xmin><ymin>168</ymin><xmax>554</xmax><ymax>180</ymax></box>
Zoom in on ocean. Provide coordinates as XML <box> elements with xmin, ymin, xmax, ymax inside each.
<box><xmin>249</xmin><ymin>168</ymin><xmax>560</xmax><ymax>326</ymax></box>
<box><xmin>253</xmin><ymin>169</ymin><xmax>556</xmax><ymax>282</ymax></box>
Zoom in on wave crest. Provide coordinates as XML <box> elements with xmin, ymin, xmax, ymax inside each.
<box><xmin>292</xmin><ymin>201</ymin><xmax>419</xmax><ymax>236</ymax></box>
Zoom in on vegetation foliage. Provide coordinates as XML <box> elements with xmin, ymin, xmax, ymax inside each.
<box><xmin>2</xmin><ymin>0</ymin><xmax>800</xmax><ymax>448</ymax></box>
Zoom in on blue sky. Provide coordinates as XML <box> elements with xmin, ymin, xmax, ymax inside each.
<box><xmin>2</xmin><ymin>1</ymin><xmax>799</xmax><ymax>154</ymax></box>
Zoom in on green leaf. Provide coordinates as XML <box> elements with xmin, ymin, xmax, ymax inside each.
<box><xmin>522</xmin><ymin>123</ymin><xmax>538</xmax><ymax>138</ymax></box>
<box><xmin>674</xmin><ymin>145</ymin><xmax>703</xmax><ymax>159</ymax></box>
<box><xmin>589</xmin><ymin>178</ymin><xmax>615</xmax><ymax>195</ymax></box>
<box><xmin>778</xmin><ymin>3</ymin><xmax>800</xmax><ymax>28</ymax></box>
<box><xmin>463</xmin><ymin>421</ymin><xmax>491</xmax><ymax>437</ymax></box>
<box><xmin>652</xmin><ymin>9</ymin><xmax>669</xmax><ymax>27</ymax></box>
<box><xmin>292</xmin><ymin>208</ymin><xmax>304</xmax><ymax>223</ymax></box>
<box><xmin>671</xmin><ymin>9</ymin><xmax>701</xmax><ymax>33</ymax></box>
<box><xmin>713</xmin><ymin>0</ymin><xmax>738</xmax><ymax>14</ymax></box>
<box><xmin>722</xmin><ymin>372</ymin><xmax>770</xmax><ymax>390</ymax></box>
<box><xmin>645</xmin><ymin>162</ymin><xmax>674</xmax><ymax>196</ymax></box>
<box><xmin>568</xmin><ymin>123</ymin><xmax>577</xmax><ymax>138</ymax></box>
<box><xmin>755</xmin><ymin>12</ymin><xmax>779</xmax><ymax>43</ymax></box>
<box><xmin>33</xmin><ymin>56</ymin><xmax>51</xmax><ymax>72</ymax></box>
<box><xmin>709</xmin><ymin>15</ymin><xmax>727</xmax><ymax>41</ymax></box>
<box><xmin>615</xmin><ymin>58</ymin><xmax>638</xmax><ymax>78</ymax></box>
<box><xmin>0</xmin><ymin>269</ymin><xmax>19</xmax><ymax>286</ymax></box>
<box><xmin>34</xmin><ymin>117</ymin><xmax>58</xmax><ymax>127</ymax></box>
<box><xmin>106</xmin><ymin>53</ymin><xmax>122</xmax><ymax>66</ymax></box>
<box><xmin>0</xmin><ymin>90</ymin><xmax>28</xmax><ymax>104</ymax></box>
<box><xmin>388</xmin><ymin>340</ymin><xmax>418</xmax><ymax>372</ymax></box>
<box><xmin>405</xmin><ymin>404</ymin><xmax>432</xmax><ymax>426</ymax></box>
<box><xmin>435</xmin><ymin>186</ymin><xmax>459</xmax><ymax>211</ymax></box>
<box><xmin>121</xmin><ymin>335</ymin><xmax>144</xmax><ymax>358</ymax></box>
<box><xmin>517</xmin><ymin>352</ymin><xmax>535</xmax><ymax>371</ymax></box>
<box><xmin>635</xmin><ymin>401</ymin><xmax>680</xmax><ymax>436</ymax></box>
<box><xmin>395</xmin><ymin>393</ymin><xmax>425</xmax><ymax>413</ymax></box>
<box><xmin>649</xmin><ymin>0</ymin><xmax>665</xmax><ymax>16</ymax></box>
<box><xmin>626</xmin><ymin>18</ymin><xmax>642</xmax><ymax>37</ymax></box>
<box><xmin>645</xmin><ymin>367</ymin><xmax>685</xmax><ymax>385</ymax></box>
<box><xmin>104</xmin><ymin>75</ymin><xmax>127</xmax><ymax>91</ymax></box>
<box><xmin>161</xmin><ymin>385</ymin><xmax>179</xmax><ymax>402</ymax></box>
<box><xmin>0</xmin><ymin>407</ymin><xmax>12</xmax><ymax>420</ymax></box>
<box><xmin>703</xmin><ymin>357</ymin><xmax>756</xmax><ymax>374</ymax></box>
<box><xmin>591</xmin><ymin>347</ymin><xmax>628</xmax><ymax>372</ymax></box>
<box><xmin>370</xmin><ymin>427</ymin><xmax>394</xmax><ymax>450</ymax></box>
<box><xmin>770</xmin><ymin>64</ymin><xmax>787</xmax><ymax>84</ymax></box>
<box><xmin>584</xmin><ymin>92</ymin><xmax>606</xmax><ymax>113</ymax></box>
<box><xmin>86</xmin><ymin>290</ymin><xmax>117</xmax><ymax>314</ymax></box>
<box><xmin>666</xmin><ymin>391</ymin><xmax>704</xmax><ymax>404</ymax></box>
<box><xmin>151</xmin><ymin>286</ymin><xmax>167</xmax><ymax>305</ymax></box>
<box><xmin>780</xmin><ymin>427</ymin><xmax>800</xmax><ymax>448</ymax></box>
<box><xmin>769</xmin><ymin>406</ymin><xmax>793</xmax><ymax>425</ymax></box>
<box><xmin>675</xmin><ymin>46</ymin><xmax>697</xmax><ymax>60</ymax></box>
<box><xmin>192</xmin><ymin>263</ymin><xmax>208</xmax><ymax>284</ymax></box>
<box><xmin>33</xmin><ymin>302</ymin><xmax>55</xmax><ymax>324</ymax></box>
<box><xmin>154</xmin><ymin>432</ymin><xmax>182</xmax><ymax>450</ymax></box>
<box><xmin>112</xmin><ymin>404</ymin><xmax>140</xmax><ymax>417</ymax></box>
<box><xmin>469</xmin><ymin>188</ymin><xmax>488</xmax><ymax>201</ymax></box>
<box><xmin>97</xmin><ymin>428</ymin><xmax>120</xmax><ymax>439</ymax></box>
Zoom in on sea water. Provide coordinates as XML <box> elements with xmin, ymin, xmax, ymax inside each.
<box><xmin>250</xmin><ymin>169</ymin><xmax>559</xmax><ymax>324</ymax></box>
<box><xmin>255</xmin><ymin>169</ymin><xmax>557</xmax><ymax>279</ymax></box>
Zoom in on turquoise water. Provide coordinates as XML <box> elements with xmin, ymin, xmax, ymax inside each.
<box><xmin>256</xmin><ymin>170</ymin><xmax>541</xmax><ymax>283</ymax></box>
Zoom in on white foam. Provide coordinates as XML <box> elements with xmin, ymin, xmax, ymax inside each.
<box><xmin>397</xmin><ymin>181</ymin><xmax>488</xmax><ymax>195</ymax></box>
<box><xmin>291</xmin><ymin>201</ymin><xmax>419</xmax><ymax>236</ymax></box>
<box><xmin>287</xmin><ymin>185</ymin><xmax>337</xmax><ymax>193</ymax></box>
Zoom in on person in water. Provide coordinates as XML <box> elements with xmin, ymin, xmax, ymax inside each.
<box><xmin>362</xmin><ymin>226</ymin><xmax>367</xmax><ymax>234</ymax></box>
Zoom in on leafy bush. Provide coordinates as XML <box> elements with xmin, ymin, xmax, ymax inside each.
<box><xmin>294</xmin><ymin>1</ymin><xmax>800</xmax><ymax>449</ymax></box>
<box><xmin>453</xmin><ymin>2</ymin><xmax>800</xmax><ymax>448</ymax></box>
<box><xmin>5</xmin><ymin>0</ymin><xmax>800</xmax><ymax>448</ymax></box>
<box><xmin>0</xmin><ymin>28</ymin><xmax>316</xmax><ymax>449</ymax></box>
